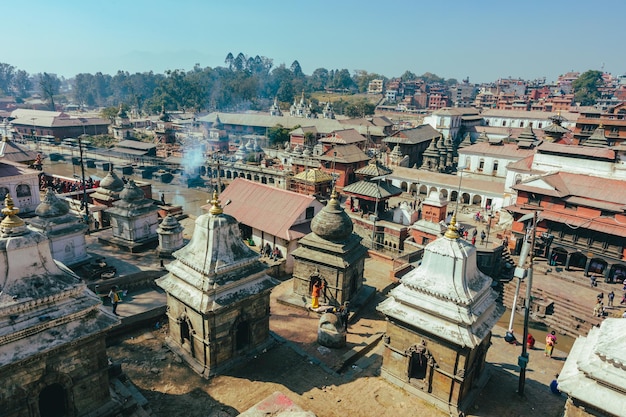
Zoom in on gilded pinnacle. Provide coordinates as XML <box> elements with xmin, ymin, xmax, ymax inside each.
<box><xmin>209</xmin><ymin>190</ymin><xmax>223</xmax><ymax>215</ymax></box>
<box><xmin>1</xmin><ymin>195</ymin><xmax>24</xmax><ymax>228</ymax></box>
<box><xmin>444</xmin><ymin>212</ymin><xmax>460</xmax><ymax>239</ymax></box>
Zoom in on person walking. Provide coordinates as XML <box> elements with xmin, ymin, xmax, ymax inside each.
<box><xmin>108</xmin><ymin>285</ymin><xmax>121</xmax><ymax>316</ymax></box>
<box><xmin>545</xmin><ymin>330</ymin><xmax>557</xmax><ymax>358</ymax></box>
<box><xmin>480</xmin><ymin>230</ymin><xmax>486</xmax><ymax>245</ymax></box>
<box><xmin>608</xmin><ymin>290</ymin><xmax>615</xmax><ymax>307</ymax></box>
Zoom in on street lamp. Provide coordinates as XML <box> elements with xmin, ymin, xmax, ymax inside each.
<box><xmin>454</xmin><ymin>166</ymin><xmax>467</xmax><ymax>214</ymax></box>
<box><xmin>370</xmin><ymin>174</ymin><xmax>387</xmax><ymax>249</ymax></box>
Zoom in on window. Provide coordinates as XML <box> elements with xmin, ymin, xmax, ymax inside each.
<box><xmin>16</xmin><ymin>184</ymin><xmax>30</xmax><ymax>197</ymax></box>
<box><xmin>528</xmin><ymin>193</ymin><xmax>541</xmax><ymax>206</ymax></box>
<box><xmin>564</xmin><ymin>203</ymin><xmax>577</xmax><ymax>210</ymax></box>
<box><xmin>305</xmin><ymin>206</ymin><xmax>314</xmax><ymax>219</ymax></box>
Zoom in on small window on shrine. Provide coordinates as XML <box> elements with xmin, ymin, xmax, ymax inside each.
<box><xmin>409</xmin><ymin>351</ymin><xmax>428</xmax><ymax>380</ymax></box>
<box><xmin>236</xmin><ymin>321</ymin><xmax>250</xmax><ymax>350</ymax></box>
<box><xmin>305</xmin><ymin>206</ymin><xmax>314</xmax><ymax>219</ymax></box>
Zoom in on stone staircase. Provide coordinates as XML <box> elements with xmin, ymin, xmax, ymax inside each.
<box><xmin>501</xmin><ymin>275</ymin><xmax>605</xmax><ymax>339</ymax></box>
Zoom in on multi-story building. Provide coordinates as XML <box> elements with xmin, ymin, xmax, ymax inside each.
<box><xmin>571</xmin><ymin>102</ymin><xmax>626</xmax><ymax>145</ymax></box>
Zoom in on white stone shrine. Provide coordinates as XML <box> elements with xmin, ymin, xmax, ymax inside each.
<box><xmin>28</xmin><ymin>187</ymin><xmax>89</xmax><ymax>266</ymax></box>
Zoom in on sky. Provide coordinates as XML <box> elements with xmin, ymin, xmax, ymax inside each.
<box><xmin>4</xmin><ymin>0</ymin><xmax>626</xmax><ymax>84</ymax></box>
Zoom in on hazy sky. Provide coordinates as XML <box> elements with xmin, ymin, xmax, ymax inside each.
<box><xmin>5</xmin><ymin>0</ymin><xmax>625</xmax><ymax>83</ymax></box>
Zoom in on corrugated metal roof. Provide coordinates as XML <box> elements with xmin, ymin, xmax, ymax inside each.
<box><xmin>318</xmin><ymin>144</ymin><xmax>369</xmax><ymax>164</ymax></box>
<box><xmin>207</xmin><ymin>178</ymin><xmax>323</xmax><ymax>241</ymax></box>
<box><xmin>293</xmin><ymin>169</ymin><xmax>334</xmax><ymax>183</ymax></box>
<box><xmin>198</xmin><ymin>112</ymin><xmax>385</xmax><ymax>137</ymax></box>
<box><xmin>0</xmin><ymin>139</ymin><xmax>39</xmax><ymax>162</ymax></box>
<box><xmin>342</xmin><ymin>180</ymin><xmax>403</xmax><ymax>200</ymax></box>
<box><xmin>117</xmin><ymin>140</ymin><xmax>156</xmax><ymax>150</ymax></box>
<box><xmin>383</xmin><ymin>124</ymin><xmax>441</xmax><ymax>145</ymax></box>
<box><xmin>537</xmin><ymin>142</ymin><xmax>615</xmax><ymax>160</ymax></box>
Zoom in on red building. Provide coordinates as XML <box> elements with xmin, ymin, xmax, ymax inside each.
<box><xmin>572</xmin><ymin>103</ymin><xmax>626</xmax><ymax>145</ymax></box>
<box><xmin>506</xmin><ymin>172</ymin><xmax>626</xmax><ymax>282</ymax></box>
<box><xmin>317</xmin><ymin>144</ymin><xmax>369</xmax><ymax>191</ymax></box>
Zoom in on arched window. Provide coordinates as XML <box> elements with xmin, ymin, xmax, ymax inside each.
<box><xmin>16</xmin><ymin>184</ymin><xmax>31</xmax><ymax>197</ymax></box>
<box><xmin>0</xmin><ymin>187</ymin><xmax>9</xmax><ymax>201</ymax></box>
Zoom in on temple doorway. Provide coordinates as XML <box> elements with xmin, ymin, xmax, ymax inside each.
<box><xmin>39</xmin><ymin>383</ymin><xmax>68</xmax><ymax>417</ymax></box>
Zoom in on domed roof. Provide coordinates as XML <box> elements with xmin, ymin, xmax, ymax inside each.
<box><xmin>99</xmin><ymin>169</ymin><xmax>125</xmax><ymax>191</ymax></box>
<box><xmin>35</xmin><ymin>187</ymin><xmax>70</xmax><ymax>218</ymax></box>
<box><xmin>119</xmin><ymin>179</ymin><xmax>145</xmax><ymax>202</ymax></box>
<box><xmin>310</xmin><ymin>189</ymin><xmax>353</xmax><ymax>242</ymax></box>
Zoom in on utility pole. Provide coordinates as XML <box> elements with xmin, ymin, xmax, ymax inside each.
<box><xmin>518</xmin><ymin>211</ymin><xmax>538</xmax><ymax>396</ymax></box>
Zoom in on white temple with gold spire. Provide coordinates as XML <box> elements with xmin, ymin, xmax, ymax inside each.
<box><xmin>377</xmin><ymin>214</ymin><xmax>504</xmax><ymax>415</ymax></box>
<box><xmin>156</xmin><ymin>191</ymin><xmax>278</xmax><ymax>378</ymax></box>
<box><xmin>0</xmin><ymin>196</ymin><xmax>120</xmax><ymax>415</ymax></box>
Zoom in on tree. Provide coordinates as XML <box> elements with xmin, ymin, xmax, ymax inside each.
<box><xmin>572</xmin><ymin>70</ymin><xmax>604</xmax><ymax>106</ymax></box>
<box><xmin>400</xmin><ymin>70</ymin><xmax>417</xmax><ymax>81</ymax></box>
<box><xmin>0</xmin><ymin>63</ymin><xmax>15</xmax><ymax>96</ymax></box>
<box><xmin>12</xmin><ymin>70</ymin><xmax>31</xmax><ymax>99</ymax></box>
<box><xmin>309</xmin><ymin>68</ymin><xmax>329</xmax><ymax>91</ymax></box>
<box><xmin>38</xmin><ymin>72</ymin><xmax>60</xmax><ymax>110</ymax></box>
<box><xmin>345</xmin><ymin>100</ymin><xmax>376</xmax><ymax>118</ymax></box>
<box><xmin>290</xmin><ymin>60</ymin><xmax>303</xmax><ymax>78</ymax></box>
<box><xmin>225</xmin><ymin>52</ymin><xmax>234</xmax><ymax>70</ymax></box>
<box><xmin>267</xmin><ymin>124</ymin><xmax>290</xmax><ymax>147</ymax></box>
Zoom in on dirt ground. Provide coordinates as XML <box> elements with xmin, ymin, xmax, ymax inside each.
<box><xmin>108</xmin><ymin>320</ymin><xmax>566</xmax><ymax>417</ymax></box>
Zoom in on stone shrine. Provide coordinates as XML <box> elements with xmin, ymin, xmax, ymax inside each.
<box><xmin>377</xmin><ymin>215</ymin><xmax>504</xmax><ymax>415</ymax></box>
<box><xmin>290</xmin><ymin>189</ymin><xmax>368</xmax><ymax>307</ymax></box>
<box><xmin>100</xmin><ymin>179</ymin><xmax>159</xmax><ymax>252</ymax></box>
<box><xmin>28</xmin><ymin>187</ymin><xmax>89</xmax><ymax>266</ymax></box>
<box><xmin>156</xmin><ymin>192</ymin><xmax>278</xmax><ymax>378</ymax></box>
<box><xmin>156</xmin><ymin>213</ymin><xmax>185</xmax><ymax>257</ymax></box>
<box><xmin>0</xmin><ymin>196</ymin><xmax>120</xmax><ymax>416</ymax></box>
<box><xmin>558</xmin><ymin>318</ymin><xmax>626</xmax><ymax>417</ymax></box>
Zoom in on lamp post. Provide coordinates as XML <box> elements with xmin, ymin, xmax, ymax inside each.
<box><xmin>370</xmin><ymin>174</ymin><xmax>387</xmax><ymax>250</ymax></box>
<box><xmin>78</xmin><ymin>118</ymin><xmax>90</xmax><ymax>230</ymax></box>
<box><xmin>454</xmin><ymin>166</ymin><xmax>466</xmax><ymax>214</ymax></box>
<box><xmin>518</xmin><ymin>211</ymin><xmax>538</xmax><ymax>396</ymax></box>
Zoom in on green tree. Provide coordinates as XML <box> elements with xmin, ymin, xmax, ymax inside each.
<box><xmin>0</xmin><ymin>63</ymin><xmax>15</xmax><ymax>96</ymax></box>
<box><xmin>38</xmin><ymin>72</ymin><xmax>60</xmax><ymax>110</ymax></box>
<box><xmin>345</xmin><ymin>100</ymin><xmax>376</xmax><ymax>118</ymax></box>
<box><xmin>12</xmin><ymin>70</ymin><xmax>31</xmax><ymax>99</ymax></box>
<box><xmin>572</xmin><ymin>70</ymin><xmax>604</xmax><ymax>106</ymax></box>
<box><xmin>267</xmin><ymin>124</ymin><xmax>290</xmax><ymax>147</ymax></box>
<box><xmin>100</xmin><ymin>106</ymin><xmax>122</xmax><ymax>122</ymax></box>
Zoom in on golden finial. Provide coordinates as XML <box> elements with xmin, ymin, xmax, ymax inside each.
<box><xmin>208</xmin><ymin>190</ymin><xmax>223</xmax><ymax>215</ymax></box>
<box><xmin>330</xmin><ymin>187</ymin><xmax>338</xmax><ymax>201</ymax></box>
<box><xmin>598</xmin><ymin>123</ymin><xmax>604</xmax><ymax>129</ymax></box>
<box><xmin>1</xmin><ymin>195</ymin><xmax>24</xmax><ymax>228</ymax></box>
<box><xmin>444</xmin><ymin>212</ymin><xmax>460</xmax><ymax>239</ymax></box>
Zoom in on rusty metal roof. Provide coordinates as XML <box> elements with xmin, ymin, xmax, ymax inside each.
<box><xmin>205</xmin><ymin>178</ymin><xmax>324</xmax><ymax>241</ymax></box>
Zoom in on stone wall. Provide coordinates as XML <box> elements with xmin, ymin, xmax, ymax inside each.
<box><xmin>164</xmin><ymin>290</ymin><xmax>272</xmax><ymax>377</ymax></box>
<box><xmin>0</xmin><ymin>335</ymin><xmax>111</xmax><ymax>416</ymax></box>
<box><xmin>381</xmin><ymin>319</ymin><xmax>490</xmax><ymax>413</ymax></box>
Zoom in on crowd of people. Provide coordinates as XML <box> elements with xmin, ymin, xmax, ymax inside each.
<box><xmin>39</xmin><ymin>173</ymin><xmax>99</xmax><ymax>194</ymax></box>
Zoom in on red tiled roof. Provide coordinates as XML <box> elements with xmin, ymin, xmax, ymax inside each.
<box><xmin>506</xmin><ymin>204</ymin><xmax>626</xmax><ymax>236</ymax></box>
<box><xmin>460</xmin><ymin>142</ymin><xmax>536</xmax><ymax>158</ymax></box>
<box><xmin>506</xmin><ymin>155</ymin><xmax>535</xmax><ymax>172</ymax></box>
<box><xmin>518</xmin><ymin>172</ymin><xmax>626</xmax><ymax>207</ymax></box>
<box><xmin>204</xmin><ymin>178</ymin><xmax>323</xmax><ymax>241</ymax></box>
